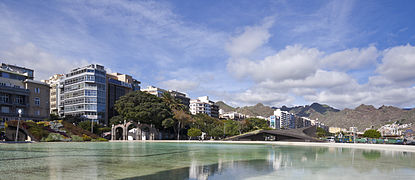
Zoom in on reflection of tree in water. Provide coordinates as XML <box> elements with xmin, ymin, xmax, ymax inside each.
<box><xmin>362</xmin><ymin>150</ymin><xmax>381</xmax><ymax>160</ymax></box>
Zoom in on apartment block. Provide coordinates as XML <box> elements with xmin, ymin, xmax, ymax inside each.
<box><xmin>106</xmin><ymin>72</ymin><xmax>140</xmax><ymax>125</ymax></box>
<box><xmin>63</xmin><ymin>64</ymin><xmax>107</xmax><ymax>122</ymax></box>
<box><xmin>0</xmin><ymin>63</ymin><xmax>49</xmax><ymax>123</ymax></box>
<box><xmin>189</xmin><ymin>96</ymin><xmax>219</xmax><ymax>118</ymax></box>
<box><xmin>141</xmin><ymin>86</ymin><xmax>167</xmax><ymax>98</ymax></box>
<box><xmin>219</xmin><ymin>111</ymin><xmax>247</xmax><ymax>121</ymax></box>
<box><xmin>43</xmin><ymin>74</ymin><xmax>64</xmax><ymax>116</ymax></box>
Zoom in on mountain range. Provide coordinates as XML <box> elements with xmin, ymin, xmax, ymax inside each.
<box><xmin>215</xmin><ymin>101</ymin><xmax>415</xmax><ymax>131</ymax></box>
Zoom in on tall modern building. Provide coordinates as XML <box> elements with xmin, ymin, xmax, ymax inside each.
<box><xmin>43</xmin><ymin>74</ymin><xmax>64</xmax><ymax>116</ymax></box>
<box><xmin>189</xmin><ymin>96</ymin><xmax>219</xmax><ymax>118</ymax></box>
<box><xmin>63</xmin><ymin>64</ymin><xmax>107</xmax><ymax>123</ymax></box>
<box><xmin>269</xmin><ymin>109</ymin><xmax>295</xmax><ymax>129</ymax></box>
<box><xmin>106</xmin><ymin>72</ymin><xmax>140</xmax><ymax>125</ymax></box>
<box><xmin>0</xmin><ymin>63</ymin><xmax>50</xmax><ymax>122</ymax></box>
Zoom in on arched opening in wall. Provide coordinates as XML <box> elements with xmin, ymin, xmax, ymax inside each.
<box><xmin>115</xmin><ymin>127</ymin><xmax>124</xmax><ymax>140</ymax></box>
<box><xmin>126</xmin><ymin>123</ymin><xmax>138</xmax><ymax>140</ymax></box>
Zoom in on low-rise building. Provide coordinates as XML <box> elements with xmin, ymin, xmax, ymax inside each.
<box><xmin>329</xmin><ymin>127</ymin><xmax>347</xmax><ymax>134</ymax></box>
<box><xmin>141</xmin><ymin>86</ymin><xmax>167</xmax><ymax>98</ymax></box>
<box><xmin>219</xmin><ymin>111</ymin><xmax>247</xmax><ymax>121</ymax></box>
<box><xmin>168</xmin><ymin>90</ymin><xmax>190</xmax><ymax>107</ymax></box>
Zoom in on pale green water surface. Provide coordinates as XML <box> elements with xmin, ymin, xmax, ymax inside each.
<box><xmin>0</xmin><ymin>142</ymin><xmax>414</xmax><ymax>180</ymax></box>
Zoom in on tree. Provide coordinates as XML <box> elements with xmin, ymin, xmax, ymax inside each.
<box><xmin>110</xmin><ymin>115</ymin><xmax>124</xmax><ymax>125</ymax></box>
<box><xmin>363</xmin><ymin>129</ymin><xmax>381</xmax><ymax>138</ymax></box>
<box><xmin>316</xmin><ymin>127</ymin><xmax>329</xmax><ymax>138</ymax></box>
<box><xmin>224</xmin><ymin>120</ymin><xmax>239</xmax><ymax>137</ymax></box>
<box><xmin>173</xmin><ymin>109</ymin><xmax>192</xmax><ymax>140</ymax></box>
<box><xmin>114</xmin><ymin>91</ymin><xmax>172</xmax><ymax>128</ymax></box>
<box><xmin>209</xmin><ymin>125</ymin><xmax>224</xmax><ymax>140</ymax></box>
<box><xmin>187</xmin><ymin>128</ymin><xmax>202</xmax><ymax>139</ymax></box>
<box><xmin>245</xmin><ymin>118</ymin><xmax>269</xmax><ymax>130</ymax></box>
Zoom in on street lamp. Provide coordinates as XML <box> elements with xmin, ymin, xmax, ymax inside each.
<box><xmin>15</xmin><ymin>109</ymin><xmax>22</xmax><ymax>142</ymax></box>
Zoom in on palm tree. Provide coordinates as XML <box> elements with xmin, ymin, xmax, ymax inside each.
<box><xmin>161</xmin><ymin>93</ymin><xmax>191</xmax><ymax>139</ymax></box>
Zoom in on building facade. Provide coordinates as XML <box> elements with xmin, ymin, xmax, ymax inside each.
<box><xmin>219</xmin><ymin>111</ymin><xmax>247</xmax><ymax>121</ymax></box>
<box><xmin>63</xmin><ymin>64</ymin><xmax>107</xmax><ymax>123</ymax></box>
<box><xmin>141</xmin><ymin>86</ymin><xmax>167</xmax><ymax>97</ymax></box>
<box><xmin>25</xmin><ymin>80</ymin><xmax>50</xmax><ymax>120</ymax></box>
<box><xmin>106</xmin><ymin>72</ymin><xmax>140</xmax><ymax>125</ymax></box>
<box><xmin>43</xmin><ymin>74</ymin><xmax>64</xmax><ymax>116</ymax></box>
<box><xmin>189</xmin><ymin>96</ymin><xmax>219</xmax><ymax>118</ymax></box>
<box><xmin>0</xmin><ymin>63</ymin><xmax>49</xmax><ymax>123</ymax></box>
<box><xmin>168</xmin><ymin>90</ymin><xmax>190</xmax><ymax>107</ymax></box>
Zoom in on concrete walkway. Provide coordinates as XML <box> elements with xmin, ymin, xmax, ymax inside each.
<box><xmin>109</xmin><ymin>140</ymin><xmax>415</xmax><ymax>152</ymax></box>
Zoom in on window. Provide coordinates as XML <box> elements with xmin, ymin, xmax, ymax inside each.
<box><xmin>15</xmin><ymin>96</ymin><xmax>24</xmax><ymax>104</ymax></box>
<box><xmin>36</xmin><ymin>110</ymin><xmax>40</xmax><ymax>116</ymax></box>
<box><xmin>1</xmin><ymin>106</ymin><xmax>10</xmax><ymax>113</ymax></box>
<box><xmin>0</xmin><ymin>94</ymin><xmax>9</xmax><ymax>103</ymax></box>
<box><xmin>35</xmin><ymin>88</ymin><xmax>40</xmax><ymax>93</ymax></box>
<box><xmin>34</xmin><ymin>98</ymin><xmax>40</xmax><ymax>106</ymax></box>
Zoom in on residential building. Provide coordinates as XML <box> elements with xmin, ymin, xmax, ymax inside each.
<box><xmin>142</xmin><ymin>86</ymin><xmax>190</xmax><ymax>107</ymax></box>
<box><xmin>269</xmin><ymin>115</ymin><xmax>280</xmax><ymax>129</ymax></box>
<box><xmin>25</xmin><ymin>80</ymin><xmax>50</xmax><ymax>120</ymax></box>
<box><xmin>141</xmin><ymin>86</ymin><xmax>167</xmax><ymax>97</ymax></box>
<box><xmin>43</xmin><ymin>74</ymin><xmax>64</xmax><ymax>116</ymax></box>
<box><xmin>329</xmin><ymin>127</ymin><xmax>347</xmax><ymax>134</ymax></box>
<box><xmin>63</xmin><ymin>64</ymin><xmax>106</xmax><ymax>123</ymax></box>
<box><xmin>106</xmin><ymin>72</ymin><xmax>140</xmax><ymax>125</ymax></box>
<box><xmin>168</xmin><ymin>90</ymin><xmax>190</xmax><ymax>107</ymax></box>
<box><xmin>219</xmin><ymin>111</ymin><xmax>247</xmax><ymax>121</ymax></box>
<box><xmin>189</xmin><ymin>96</ymin><xmax>219</xmax><ymax>118</ymax></box>
<box><xmin>0</xmin><ymin>63</ymin><xmax>49</xmax><ymax>123</ymax></box>
<box><xmin>273</xmin><ymin>109</ymin><xmax>295</xmax><ymax>129</ymax></box>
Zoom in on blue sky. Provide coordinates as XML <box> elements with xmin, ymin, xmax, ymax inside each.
<box><xmin>1</xmin><ymin>0</ymin><xmax>415</xmax><ymax>109</ymax></box>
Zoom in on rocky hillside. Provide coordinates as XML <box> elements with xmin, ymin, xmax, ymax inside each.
<box><xmin>215</xmin><ymin>101</ymin><xmax>236</xmax><ymax>112</ymax></box>
<box><xmin>310</xmin><ymin>104</ymin><xmax>415</xmax><ymax>131</ymax></box>
<box><xmin>281</xmin><ymin>103</ymin><xmax>340</xmax><ymax>116</ymax></box>
<box><xmin>215</xmin><ymin>101</ymin><xmax>273</xmax><ymax>117</ymax></box>
<box><xmin>216</xmin><ymin>101</ymin><xmax>415</xmax><ymax>131</ymax></box>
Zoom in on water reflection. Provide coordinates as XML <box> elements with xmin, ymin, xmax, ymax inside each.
<box><xmin>123</xmin><ymin>145</ymin><xmax>415</xmax><ymax>180</ymax></box>
<box><xmin>362</xmin><ymin>150</ymin><xmax>381</xmax><ymax>160</ymax></box>
<box><xmin>1</xmin><ymin>143</ymin><xmax>415</xmax><ymax>179</ymax></box>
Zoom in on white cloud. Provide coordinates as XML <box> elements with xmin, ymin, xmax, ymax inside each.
<box><xmin>230</xmin><ymin>89</ymin><xmax>295</xmax><ymax>107</ymax></box>
<box><xmin>321</xmin><ymin>45</ymin><xmax>379</xmax><ymax>71</ymax></box>
<box><xmin>159</xmin><ymin>79</ymin><xmax>199</xmax><ymax>92</ymax></box>
<box><xmin>225</xmin><ymin>17</ymin><xmax>274</xmax><ymax>57</ymax></box>
<box><xmin>228</xmin><ymin>45</ymin><xmax>322</xmax><ymax>82</ymax></box>
<box><xmin>1</xmin><ymin>43</ymin><xmax>89</xmax><ymax>80</ymax></box>
<box><xmin>377</xmin><ymin>44</ymin><xmax>415</xmax><ymax>82</ymax></box>
<box><xmin>259</xmin><ymin>70</ymin><xmax>353</xmax><ymax>89</ymax></box>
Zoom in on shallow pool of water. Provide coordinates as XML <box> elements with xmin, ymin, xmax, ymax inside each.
<box><xmin>0</xmin><ymin>142</ymin><xmax>414</xmax><ymax>179</ymax></box>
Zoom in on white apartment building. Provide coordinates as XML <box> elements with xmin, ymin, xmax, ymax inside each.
<box><xmin>189</xmin><ymin>96</ymin><xmax>219</xmax><ymax>118</ymax></box>
<box><xmin>273</xmin><ymin>109</ymin><xmax>295</xmax><ymax>129</ymax></box>
<box><xmin>141</xmin><ymin>86</ymin><xmax>167</xmax><ymax>97</ymax></box>
<box><xmin>43</xmin><ymin>74</ymin><xmax>64</xmax><ymax>116</ymax></box>
<box><xmin>219</xmin><ymin>111</ymin><xmax>247</xmax><ymax>120</ymax></box>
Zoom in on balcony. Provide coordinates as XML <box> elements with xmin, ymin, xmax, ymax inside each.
<box><xmin>0</xmin><ymin>86</ymin><xmax>30</xmax><ymax>96</ymax></box>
